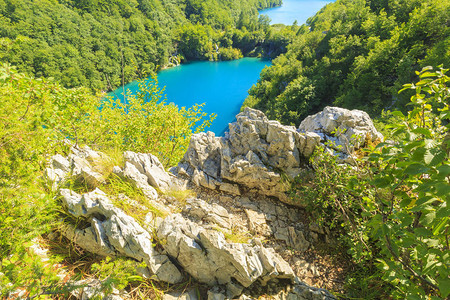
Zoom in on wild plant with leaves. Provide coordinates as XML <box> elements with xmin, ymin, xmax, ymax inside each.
<box><xmin>365</xmin><ymin>66</ymin><xmax>449</xmax><ymax>298</ymax></box>
<box><xmin>0</xmin><ymin>63</ymin><xmax>213</xmax><ymax>297</ymax></box>
<box><xmin>294</xmin><ymin>66</ymin><xmax>449</xmax><ymax>298</ymax></box>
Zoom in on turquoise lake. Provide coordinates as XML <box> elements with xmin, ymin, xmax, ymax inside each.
<box><xmin>112</xmin><ymin>58</ymin><xmax>271</xmax><ymax>135</ymax></box>
<box><xmin>112</xmin><ymin>0</ymin><xmax>334</xmax><ymax>135</ymax></box>
<box><xmin>260</xmin><ymin>0</ymin><xmax>334</xmax><ymax>25</ymax></box>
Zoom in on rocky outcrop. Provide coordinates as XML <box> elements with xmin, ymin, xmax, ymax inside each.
<box><xmin>60</xmin><ymin>188</ymin><xmax>183</xmax><ymax>284</ymax></box>
<box><xmin>298</xmin><ymin>106</ymin><xmax>383</xmax><ymax>154</ymax></box>
<box><xmin>175</xmin><ymin>107</ymin><xmax>382</xmax><ymax>203</ymax></box>
<box><xmin>157</xmin><ymin>213</ymin><xmax>295</xmax><ymax>297</ymax></box>
<box><xmin>44</xmin><ymin>146</ymin><xmax>106</xmax><ymax>190</ymax></box>
<box><xmin>43</xmin><ymin>143</ymin><xmax>338</xmax><ymax>299</ymax></box>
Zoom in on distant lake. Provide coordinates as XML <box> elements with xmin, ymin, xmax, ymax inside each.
<box><xmin>111</xmin><ymin>58</ymin><xmax>271</xmax><ymax>135</ymax></box>
<box><xmin>260</xmin><ymin>0</ymin><xmax>335</xmax><ymax>25</ymax></box>
<box><xmin>111</xmin><ymin>0</ymin><xmax>334</xmax><ymax>135</ymax></box>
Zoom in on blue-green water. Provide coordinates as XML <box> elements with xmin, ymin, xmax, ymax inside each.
<box><xmin>260</xmin><ymin>0</ymin><xmax>334</xmax><ymax>25</ymax></box>
<box><xmin>112</xmin><ymin>0</ymin><xmax>334</xmax><ymax>135</ymax></box>
<box><xmin>112</xmin><ymin>58</ymin><xmax>271</xmax><ymax>135</ymax></box>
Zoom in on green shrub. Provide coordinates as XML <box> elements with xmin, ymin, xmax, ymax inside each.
<box><xmin>292</xmin><ymin>66</ymin><xmax>449</xmax><ymax>299</ymax></box>
<box><xmin>219</xmin><ymin>47</ymin><xmax>243</xmax><ymax>60</ymax></box>
<box><xmin>0</xmin><ymin>63</ymin><xmax>213</xmax><ymax>297</ymax></box>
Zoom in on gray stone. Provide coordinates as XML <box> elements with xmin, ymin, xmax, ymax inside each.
<box><xmin>121</xmin><ymin>162</ymin><xmax>159</xmax><ymax>200</ymax></box>
<box><xmin>288</xmin><ymin>227</ymin><xmax>310</xmax><ymax>252</ymax></box>
<box><xmin>285</xmin><ymin>280</ymin><xmax>336</xmax><ymax>300</ymax></box>
<box><xmin>176</xmin><ymin>107</ymin><xmax>381</xmax><ymax>203</ymax></box>
<box><xmin>219</xmin><ymin>182</ymin><xmax>241</xmax><ymax>196</ymax></box>
<box><xmin>70</xmin><ymin>278</ymin><xmax>128</xmax><ymax>300</ymax></box>
<box><xmin>157</xmin><ymin>214</ymin><xmax>294</xmax><ymax>295</ymax></box>
<box><xmin>183</xmin><ymin>198</ymin><xmax>231</xmax><ymax>229</ymax></box>
<box><xmin>60</xmin><ymin>188</ymin><xmax>183</xmax><ymax>284</ymax></box>
<box><xmin>207</xmin><ymin>289</ymin><xmax>227</xmax><ymax>300</ymax></box>
<box><xmin>51</xmin><ymin>154</ymin><xmax>71</xmax><ymax>172</ymax></box>
<box><xmin>124</xmin><ymin>151</ymin><xmax>172</xmax><ymax>191</ymax></box>
<box><xmin>298</xmin><ymin>106</ymin><xmax>383</xmax><ymax>154</ymax></box>
<box><xmin>182</xmin><ymin>131</ymin><xmax>222</xmax><ymax>178</ymax></box>
<box><xmin>69</xmin><ymin>154</ymin><xmax>105</xmax><ymax>188</ymax></box>
<box><xmin>163</xmin><ymin>289</ymin><xmax>199</xmax><ymax>300</ymax></box>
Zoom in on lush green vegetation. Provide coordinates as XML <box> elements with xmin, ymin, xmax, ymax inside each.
<box><xmin>292</xmin><ymin>67</ymin><xmax>449</xmax><ymax>299</ymax></box>
<box><xmin>0</xmin><ymin>64</ymin><xmax>212</xmax><ymax>297</ymax></box>
<box><xmin>0</xmin><ymin>0</ymin><xmax>286</xmax><ymax>91</ymax></box>
<box><xmin>243</xmin><ymin>0</ymin><xmax>450</xmax><ymax>125</ymax></box>
<box><xmin>1</xmin><ymin>0</ymin><xmax>449</xmax><ymax>298</ymax></box>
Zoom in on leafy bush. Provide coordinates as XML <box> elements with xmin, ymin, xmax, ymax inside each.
<box><xmin>294</xmin><ymin>66</ymin><xmax>449</xmax><ymax>298</ymax></box>
<box><xmin>219</xmin><ymin>47</ymin><xmax>243</xmax><ymax>61</ymax></box>
<box><xmin>0</xmin><ymin>64</ymin><xmax>213</xmax><ymax>297</ymax></box>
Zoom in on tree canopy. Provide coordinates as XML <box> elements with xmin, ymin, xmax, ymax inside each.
<box><xmin>0</xmin><ymin>0</ymin><xmax>282</xmax><ymax>91</ymax></box>
<box><xmin>243</xmin><ymin>0</ymin><xmax>450</xmax><ymax>125</ymax></box>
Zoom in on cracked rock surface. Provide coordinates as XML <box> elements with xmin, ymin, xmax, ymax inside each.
<box><xmin>157</xmin><ymin>213</ymin><xmax>295</xmax><ymax>297</ymax></box>
<box><xmin>175</xmin><ymin>107</ymin><xmax>382</xmax><ymax>204</ymax></box>
<box><xmin>60</xmin><ymin>188</ymin><xmax>183</xmax><ymax>284</ymax></box>
<box><xmin>42</xmin><ymin>107</ymin><xmax>377</xmax><ymax>299</ymax></box>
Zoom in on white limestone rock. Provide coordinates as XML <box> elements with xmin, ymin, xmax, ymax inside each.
<box><xmin>298</xmin><ymin>106</ymin><xmax>383</xmax><ymax>153</ymax></box>
<box><xmin>157</xmin><ymin>213</ymin><xmax>295</xmax><ymax>296</ymax></box>
<box><xmin>60</xmin><ymin>188</ymin><xmax>183</xmax><ymax>284</ymax></box>
<box><xmin>183</xmin><ymin>198</ymin><xmax>231</xmax><ymax>229</ymax></box>
<box><xmin>122</xmin><ymin>162</ymin><xmax>159</xmax><ymax>200</ymax></box>
<box><xmin>124</xmin><ymin>151</ymin><xmax>172</xmax><ymax>191</ymax></box>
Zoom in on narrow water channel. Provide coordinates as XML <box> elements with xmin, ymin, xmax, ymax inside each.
<box><xmin>260</xmin><ymin>0</ymin><xmax>335</xmax><ymax>25</ymax></box>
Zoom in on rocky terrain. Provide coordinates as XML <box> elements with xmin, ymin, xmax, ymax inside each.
<box><xmin>43</xmin><ymin>106</ymin><xmax>382</xmax><ymax>299</ymax></box>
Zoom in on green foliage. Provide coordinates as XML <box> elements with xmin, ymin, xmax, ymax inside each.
<box><xmin>95</xmin><ymin>79</ymin><xmax>215</xmax><ymax>167</ymax></box>
<box><xmin>0</xmin><ymin>64</ymin><xmax>213</xmax><ymax>297</ymax></box>
<box><xmin>365</xmin><ymin>66</ymin><xmax>449</xmax><ymax>298</ymax></box>
<box><xmin>293</xmin><ymin>67</ymin><xmax>449</xmax><ymax>298</ymax></box>
<box><xmin>245</xmin><ymin>0</ymin><xmax>450</xmax><ymax>125</ymax></box>
<box><xmin>90</xmin><ymin>257</ymin><xmax>145</xmax><ymax>295</ymax></box>
<box><xmin>0</xmin><ymin>0</ymin><xmax>286</xmax><ymax>91</ymax></box>
<box><xmin>219</xmin><ymin>47</ymin><xmax>243</xmax><ymax>61</ymax></box>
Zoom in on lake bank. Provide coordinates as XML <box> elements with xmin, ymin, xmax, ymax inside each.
<box><xmin>260</xmin><ymin>0</ymin><xmax>335</xmax><ymax>25</ymax></box>
<box><xmin>111</xmin><ymin>58</ymin><xmax>272</xmax><ymax>135</ymax></box>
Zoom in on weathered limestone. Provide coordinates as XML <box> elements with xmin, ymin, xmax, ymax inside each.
<box><xmin>60</xmin><ymin>188</ymin><xmax>183</xmax><ymax>284</ymax></box>
<box><xmin>117</xmin><ymin>162</ymin><xmax>159</xmax><ymax>200</ymax></box>
<box><xmin>70</xmin><ymin>278</ymin><xmax>127</xmax><ymax>300</ymax></box>
<box><xmin>298</xmin><ymin>106</ymin><xmax>383</xmax><ymax>154</ymax></box>
<box><xmin>123</xmin><ymin>151</ymin><xmax>172</xmax><ymax>191</ymax></box>
<box><xmin>182</xmin><ymin>198</ymin><xmax>231</xmax><ymax>229</ymax></box>
<box><xmin>44</xmin><ymin>146</ymin><xmax>106</xmax><ymax>189</ymax></box>
<box><xmin>157</xmin><ymin>214</ymin><xmax>295</xmax><ymax>296</ymax></box>
<box><xmin>176</xmin><ymin>107</ymin><xmax>382</xmax><ymax>202</ymax></box>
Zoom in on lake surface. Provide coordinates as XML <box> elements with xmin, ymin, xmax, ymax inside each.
<box><xmin>260</xmin><ymin>0</ymin><xmax>334</xmax><ymax>25</ymax></box>
<box><xmin>112</xmin><ymin>58</ymin><xmax>271</xmax><ymax>135</ymax></box>
<box><xmin>112</xmin><ymin>0</ymin><xmax>334</xmax><ymax>135</ymax></box>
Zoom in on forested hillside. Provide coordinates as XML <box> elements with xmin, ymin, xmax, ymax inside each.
<box><xmin>243</xmin><ymin>0</ymin><xmax>450</xmax><ymax>125</ymax></box>
<box><xmin>0</xmin><ymin>0</ymin><xmax>284</xmax><ymax>90</ymax></box>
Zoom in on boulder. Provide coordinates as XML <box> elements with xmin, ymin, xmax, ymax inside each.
<box><xmin>45</xmin><ymin>146</ymin><xmax>106</xmax><ymax>189</ymax></box>
<box><xmin>120</xmin><ymin>162</ymin><xmax>159</xmax><ymax>200</ymax></box>
<box><xmin>182</xmin><ymin>198</ymin><xmax>231</xmax><ymax>229</ymax></box>
<box><xmin>60</xmin><ymin>188</ymin><xmax>183</xmax><ymax>284</ymax></box>
<box><xmin>157</xmin><ymin>213</ymin><xmax>295</xmax><ymax>296</ymax></box>
<box><xmin>176</xmin><ymin>107</ymin><xmax>382</xmax><ymax>203</ymax></box>
<box><xmin>124</xmin><ymin>151</ymin><xmax>172</xmax><ymax>191</ymax></box>
<box><xmin>298</xmin><ymin>106</ymin><xmax>383</xmax><ymax>153</ymax></box>
<box><xmin>182</xmin><ymin>131</ymin><xmax>222</xmax><ymax>179</ymax></box>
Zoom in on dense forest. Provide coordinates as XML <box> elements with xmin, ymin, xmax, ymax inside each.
<box><xmin>0</xmin><ymin>0</ymin><xmax>288</xmax><ymax>91</ymax></box>
<box><xmin>0</xmin><ymin>0</ymin><xmax>449</xmax><ymax>299</ymax></box>
<box><xmin>243</xmin><ymin>0</ymin><xmax>450</xmax><ymax>125</ymax></box>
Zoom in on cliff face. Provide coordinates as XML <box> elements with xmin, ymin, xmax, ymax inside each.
<box><xmin>175</xmin><ymin>106</ymin><xmax>382</xmax><ymax>205</ymax></box>
<box><xmin>43</xmin><ymin>107</ymin><xmax>381</xmax><ymax>299</ymax></box>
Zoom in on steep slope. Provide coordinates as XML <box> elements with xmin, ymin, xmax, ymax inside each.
<box><xmin>243</xmin><ymin>0</ymin><xmax>450</xmax><ymax>125</ymax></box>
<box><xmin>0</xmin><ymin>0</ymin><xmax>281</xmax><ymax>90</ymax></box>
